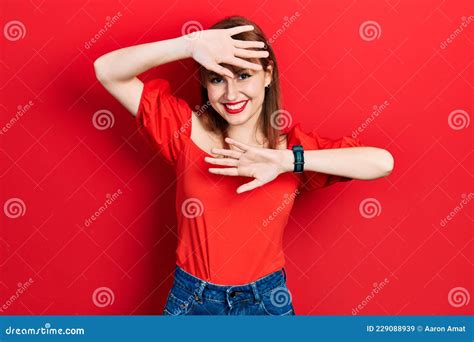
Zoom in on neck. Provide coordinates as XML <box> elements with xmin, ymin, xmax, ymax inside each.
<box><xmin>226</xmin><ymin>111</ymin><xmax>267</xmax><ymax>148</ymax></box>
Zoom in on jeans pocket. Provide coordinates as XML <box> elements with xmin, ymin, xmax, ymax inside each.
<box><xmin>162</xmin><ymin>285</ymin><xmax>195</xmax><ymax>316</ymax></box>
<box><xmin>260</xmin><ymin>283</ymin><xmax>294</xmax><ymax>316</ymax></box>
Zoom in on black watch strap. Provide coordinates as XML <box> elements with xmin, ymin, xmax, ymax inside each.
<box><xmin>292</xmin><ymin>145</ymin><xmax>305</xmax><ymax>173</ymax></box>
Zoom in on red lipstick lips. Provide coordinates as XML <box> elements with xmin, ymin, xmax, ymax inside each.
<box><xmin>223</xmin><ymin>100</ymin><xmax>249</xmax><ymax>114</ymax></box>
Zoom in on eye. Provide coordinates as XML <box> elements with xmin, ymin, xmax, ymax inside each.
<box><xmin>210</xmin><ymin>76</ymin><xmax>223</xmax><ymax>84</ymax></box>
<box><xmin>239</xmin><ymin>73</ymin><xmax>251</xmax><ymax>80</ymax></box>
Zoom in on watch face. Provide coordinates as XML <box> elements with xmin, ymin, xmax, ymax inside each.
<box><xmin>292</xmin><ymin>145</ymin><xmax>302</xmax><ymax>150</ymax></box>
<box><xmin>292</xmin><ymin>145</ymin><xmax>304</xmax><ymax>173</ymax></box>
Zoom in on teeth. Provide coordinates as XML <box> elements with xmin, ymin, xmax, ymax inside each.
<box><xmin>225</xmin><ymin>101</ymin><xmax>247</xmax><ymax>110</ymax></box>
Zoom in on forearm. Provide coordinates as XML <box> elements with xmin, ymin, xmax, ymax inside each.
<box><xmin>94</xmin><ymin>35</ymin><xmax>192</xmax><ymax>83</ymax></box>
<box><xmin>279</xmin><ymin>147</ymin><xmax>394</xmax><ymax>180</ymax></box>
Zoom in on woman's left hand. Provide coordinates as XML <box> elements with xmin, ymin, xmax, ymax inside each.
<box><xmin>204</xmin><ymin>137</ymin><xmax>292</xmax><ymax>194</ymax></box>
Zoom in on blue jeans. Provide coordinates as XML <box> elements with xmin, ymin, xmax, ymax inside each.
<box><xmin>163</xmin><ymin>266</ymin><xmax>296</xmax><ymax>316</ymax></box>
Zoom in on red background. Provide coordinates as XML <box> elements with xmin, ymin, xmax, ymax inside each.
<box><xmin>1</xmin><ymin>0</ymin><xmax>472</xmax><ymax>315</ymax></box>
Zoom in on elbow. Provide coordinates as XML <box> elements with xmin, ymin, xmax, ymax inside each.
<box><xmin>93</xmin><ymin>57</ymin><xmax>109</xmax><ymax>84</ymax></box>
<box><xmin>381</xmin><ymin>150</ymin><xmax>394</xmax><ymax>177</ymax></box>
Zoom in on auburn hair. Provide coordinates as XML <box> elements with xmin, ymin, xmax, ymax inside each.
<box><xmin>198</xmin><ymin>15</ymin><xmax>285</xmax><ymax>150</ymax></box>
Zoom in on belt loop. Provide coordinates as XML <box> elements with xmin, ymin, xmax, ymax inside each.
<box><xmin>194</xmin><ymin>281</ymin><xmax>206</xmax><ymax>304</ymax></box>
<box><xmin>225</xmin><ymin>288</ymin><xmax>233</xmax><ymax>309</ymax></box>
<box><xmin>250</xmin><ymin>282</ymin><xmax>260</xmax><ymax>304</ymax></box>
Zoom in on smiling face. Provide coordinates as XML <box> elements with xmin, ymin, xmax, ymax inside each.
<box><xmin>204</xmin><ymin>64</ymin><xmax>273</xmax><ymax>126</ymax></box>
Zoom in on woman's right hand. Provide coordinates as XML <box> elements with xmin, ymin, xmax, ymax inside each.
<box><xmin>185</xmin><ymin>25</ymin><xmax>269</xmax><ymax>78</ymax></box>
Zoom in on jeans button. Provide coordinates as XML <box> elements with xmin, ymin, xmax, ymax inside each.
<box><xmin>230</xmin><ymin>291</ymin><xmax>236</xmax><ymax>298</ymax></box>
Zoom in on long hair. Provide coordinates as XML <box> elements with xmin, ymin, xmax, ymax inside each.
<box><xmin>198</xmin><ymin>16</ymin><xmax>285</xmax><ymax>150</ymax></box>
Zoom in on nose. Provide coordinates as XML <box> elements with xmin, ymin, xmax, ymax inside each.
<box><xmin>224</xmin><ymin>78</ymin><xmax>239</xmax><ymax>101</ymax></box>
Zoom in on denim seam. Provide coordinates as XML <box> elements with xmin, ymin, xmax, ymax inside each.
<box><xmin>173</xmin><ymin>281</ymin><xmax>197</xmax><ymax>296</ymax></box>
<box><xmin>166</xmin><ymin>292</ymin><xmax>195</xmax><ymax>315</ymax></box>
<box><xmin>200</xmin><ymin>296</ymin><xmax>258</xmax><ymax>304</ymax></box>
<box><xmin>259</xmin><ymin>300</ymin><xmax>294</xmax><ymax>316</ymax></box>
<box><xmin>193</xmin><ymin>280</ymin><xmax>287</xmax><ymax>302</ymax></box>
<box><xmin>260</xmin><ymin>279</ymin><xmax>286</xmax><ymax>296</ymax></box>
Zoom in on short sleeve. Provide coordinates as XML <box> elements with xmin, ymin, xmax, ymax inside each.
<box><xmin>136</xmin><ymin>78</ymin><xmax>192</xmax><ymax>166</ymax></box>
<box><xmin>288</xmin><ymin>124</ymin><xmax>364</xmax><ymax>192</ymax></box>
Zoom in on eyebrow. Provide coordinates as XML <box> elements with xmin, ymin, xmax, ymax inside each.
<box><xmin>208</xmin><ymin>68</ymin><xmax>251</xmax><ymax>78</ymax></box>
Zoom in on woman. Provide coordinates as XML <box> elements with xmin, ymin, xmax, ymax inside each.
<box><xmin>94</xmin><ymin>16</ymin><xmax>394</xmax><ymax>316</ymax></box>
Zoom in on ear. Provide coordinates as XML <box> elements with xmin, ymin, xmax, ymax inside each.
<box><xmin>264</xmin><ymin>62</ymin><xmax>273</xmax><ymax>87</ymax></box>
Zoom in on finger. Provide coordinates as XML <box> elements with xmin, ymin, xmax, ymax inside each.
<box><xmin>210</xmin><ymin>148</ymin><xmax>243</xmax><ymax>159</ymax></box>
<box><xmin>229</xmin><ymin>57</ymin><xmax>263</xmax><ymax>71</ymax></box>
<box><xmin>207</xmin><ymin>63</ymin><xmax>234</xmax><ymax>78</ymax></box>
<box><xmin>225</xmin><ymin>137</ymin><xmax>250</xmax><ymax>151</ymax></box>
<box><xmin>204</xmin><ymin>156</ymin><xmax>238</xmax><ymax>167</ymax></box>
<box><xmin>227</xmin><ymin>25</ymin><xmax>255</xmax><ymax>36</ymax></box>
<box><xmin>234</xmin><ymin>48</ymin><xmax>269</xmax><ymax>59</ymax></box>
<box><xmin>237</xmin><ymin>179</ymin><xmax>264</xmax><ymax>194</ymax></box>
<box><xmin>233</xmin><ymin>39</ymin><xmax>266</xmax><ymax>49</ymax></box>
<box><xmin>208</xmin><ymin>167</ymin><xmax>239</xmax><ymax>176</ymax></box>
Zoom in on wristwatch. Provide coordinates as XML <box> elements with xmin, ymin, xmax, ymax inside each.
<box><xmin>292</xmin><ymin>145</ymin><xmax>305</xmax><ymax>173</ymax></box>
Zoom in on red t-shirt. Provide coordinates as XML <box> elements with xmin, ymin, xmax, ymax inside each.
<box><xmin>136</xmin><ymin>78</ymin><xmax>363</xmax><ymax>285</ymax></box>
